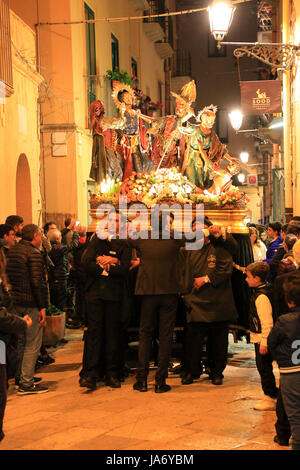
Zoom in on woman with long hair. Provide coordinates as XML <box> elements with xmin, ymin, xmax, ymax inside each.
<box><xmin>249</xmin><ymin>226</ymin><xmax>267</xmax><ymax>262</ymax></box>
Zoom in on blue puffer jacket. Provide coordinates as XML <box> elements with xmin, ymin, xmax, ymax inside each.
<box><xmin>264</xmin><ymin>235</ymin><xmax>283</xmax><ymax>263</ymax></box>
<box><xmin>268</xmin><ymin>307</ymin><xmax>300</xmax><ymax>373</ymax></box>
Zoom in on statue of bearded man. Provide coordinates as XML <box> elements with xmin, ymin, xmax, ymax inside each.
<box><xmin>178</xmin><ymin>105</ymin><xmax>240</xmax><ymax>193</ymax></box>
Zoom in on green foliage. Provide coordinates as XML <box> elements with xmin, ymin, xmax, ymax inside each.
<box><xmin>46</xmin><ymin>304</ymin><xmax>64</xmax><ymax>316</ymax></box>
<box><xmin>105</xmin><ymin>69</ymin><xmax>135</xmax><ymax>85</ymax></box>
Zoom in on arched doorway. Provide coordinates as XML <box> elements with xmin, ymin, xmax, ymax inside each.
<box><xmin>16</xmin><ymin>154</ymin><xmax>32</xmax><ymax>224</ymax></box>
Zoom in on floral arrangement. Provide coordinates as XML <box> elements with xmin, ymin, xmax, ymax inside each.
<box><xmin>89</xmin><ymin>168</ymin><xmax>249</xmax><ymax>209</ymax></box>
<box><xmin>148</xmin><ymin>101</ymin><xmax>164</xmax><ymax>111</ymax></box>
<box><xmin>105</xmin><ymin>69</ymin><xmax>135</xmax><ymax>86</ymax></box>
<box><xmin>190</xmin><ymin>186</ymin><xmax>250</xmax><ymax>209</ymax></box>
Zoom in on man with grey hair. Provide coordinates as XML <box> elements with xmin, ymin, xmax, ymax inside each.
<box><xmin>6</xmin><ymin>224</ymin><xmax>49</xmax><ymax>395</ymax></box>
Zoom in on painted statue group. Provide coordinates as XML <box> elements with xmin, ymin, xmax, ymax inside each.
<box><xmin>89</xmin><ymin>80</ymin><xmax>240</xmax><ymax>195</ymax></box>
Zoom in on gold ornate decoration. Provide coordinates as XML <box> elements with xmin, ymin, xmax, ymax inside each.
<box><xmin>233</xmin><ymin>43</ymin><xmax>300</xmax><ymax>71</ymax></box>
<box><xmin>112</xmin><ymin>82</ymin><xmax>136</xmax><ymax>111</ymax></box>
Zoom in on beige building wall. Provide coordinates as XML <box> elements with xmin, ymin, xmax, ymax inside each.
<box><xmin>10</xmin><ymin>0</ymin><xmax>166</xmax><ymax>228</ymax></box>
<box><xmin>0</xmin><ymin>11</ymin><xmax>43</xmax><ymax>225</ymax></box>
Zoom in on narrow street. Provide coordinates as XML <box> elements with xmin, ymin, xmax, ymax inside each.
<box><xmin>0</xmin><ymin>328</ymin><xmax>289</xmax><ymax>451</ymax></box>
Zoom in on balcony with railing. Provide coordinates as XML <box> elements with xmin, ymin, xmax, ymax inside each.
<box><xmin>171</xmin><ymin>49</ymin><xmax>192</xmax><ymax>96</ymax></box>
<box><xmin>143</xmin><ymin>0</ymin><xmax>174</xmax><ymax>59</ymax></box>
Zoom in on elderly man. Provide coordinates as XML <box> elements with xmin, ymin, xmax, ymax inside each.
<box><xmin>79</xmin><ymin>211</ymin><xmax>132</xmax><ymax>390</ymax></box>
<box><xmin>6</xmin><ymin>225</ymin><xmax>49</xmax><ymax>395</ymax></box>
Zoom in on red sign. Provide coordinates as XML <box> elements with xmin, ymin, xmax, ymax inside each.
<box><xmin>247</xmin><ymin>174</ymin><xmax>257</xmax><ymax>185</ymax></box>
<box><xmin>240</xmin><ymin>80</ymin><xmax>282</xmax><ymax>115</ymax></box>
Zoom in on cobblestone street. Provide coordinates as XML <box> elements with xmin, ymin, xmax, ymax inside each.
<box><xmin>0</xmin><ymin>329</ymin><xmax>290</xmax><ymax>451</ymax></box>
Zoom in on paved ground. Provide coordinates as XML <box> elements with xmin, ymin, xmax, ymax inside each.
<box><xmin>0</xmin><ymin>329</ymin><xmax>291</xmax><ymax>451</ymax></box>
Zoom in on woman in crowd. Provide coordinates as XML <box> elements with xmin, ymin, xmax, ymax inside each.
<box><xmin>249</xmin><ymin>226</ymin><xmax>267</xmax><ymax>263</ymax></box>
<box><xmin>277</xmin><ymin>234</ymin><xmax>298</xmax><ymax>277</ymax></box>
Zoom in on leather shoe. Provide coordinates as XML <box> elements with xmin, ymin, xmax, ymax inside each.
<box><xmin>155</xmin><ymin>383</ymin><xmax>171</xmax><ymax>393</ymax></box>
<box><xmin>79</xmin><ymin>376</ymin><xmax>96</xmax><ymax>389</ymax></box>
<box><xmin>106</xmin><ymin>376</ymin><xmax>121</xmax><ymax>388</ymax></box>
<box><xmin>181</xmin><ymin>373</ymin><xmax>194</xmax><ymax>385</ymax></box>
<box><xmin>211</xmin><ymin>377</ymin><xmax>223</xmax><ymax>386</ymax></box>
<box><xmin>133</xmin><ymin>381</ymin><xmax>148</xmax><ymax>392</ymax></box>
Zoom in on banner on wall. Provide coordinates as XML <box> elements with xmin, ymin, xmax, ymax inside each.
<box><xmin>240</xmin><ymin>80</ymin><xmax>282</xmax><ymax>114</ymax></box>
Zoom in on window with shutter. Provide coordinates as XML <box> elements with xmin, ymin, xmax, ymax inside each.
<box><xmin>0</xmin><ymin>0</ymin><xmax>13</xmax><ymax>97</ymax></box>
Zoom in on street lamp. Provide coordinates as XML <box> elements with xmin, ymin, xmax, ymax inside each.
<box><xmin>237</xmin><ymin>173</ymin><xmax>246</xmax><ymax>184</ymax></box>
<box><xmin>229</xmin><ymin>110</ymin><xmax>243</xmax><ymax>131</ymax></box>
<box><xmin>207</xmin><ymin>1</ymin><xmax>235</xmax><ymax>43</ymax></box>
<box><xmin>240</xmin><ymin>150</ymin><xmax>249</xmax><ymax>164</ymax></box>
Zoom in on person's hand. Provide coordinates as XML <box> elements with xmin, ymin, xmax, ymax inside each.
<box><xmin>38</xmin><ymin>309</ymin><xmax>46</xmax><ymax>327</ymax></box>
<box><xmin>259</xmin><ymin>344</ymin><xmax>268</xmax><ymax>355</ymax></box>
<box><xmin>130</xmin><ymin>258</ymin><xmax>140</xmax><ymax>270</ymax></box>
<box><xmin>193</xmin><ymin>277</ymin><xmax>206</xmax><ymax>290</ymax></box>
<box><xmin>23</xmin><ymin>315</ymin><xmax>32</xmax><ymax>328</ymax></box>
<box><xmin>68</xmin><ymin>218</ymin><xmax>76</xmax><ymax>230</ymax></box>
<box><xmin>74</xmin><ymin>223</ymin><xmax>81</xmax><ymax>233</ymax></box>
<box><xmin>96</xmin><ymin>255</ymin><xmax>117</xmax><ymax>265</ymax></box>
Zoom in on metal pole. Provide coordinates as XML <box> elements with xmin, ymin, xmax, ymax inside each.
<box><xmin>282</xmin><ymin>0</ymin><xmax>293</xmax><ymax>220</ymax></box>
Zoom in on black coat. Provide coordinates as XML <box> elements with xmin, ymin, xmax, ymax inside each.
<box><xmin>129</xmin><ymin>237</ymin><xmax>184</xmax><ymax>296</ymax></box>
<box><xmin>48</xmin><ymin>232</ymin><xmax>79</xmax><ymax>282</ymax></box>
<box><xmin>83</xmin><ymin>237</ymin><xmax>132</xmax><ymax>302</ymax></box>
<box><xmin>181</xmin><ymin>242</ymin><xmax>237</xmax><ymax>323</ymax></box>
<box><xmin>268</xmin><ymin>306</ymin><xmax>300</xmax><ymax>372</ymax></box>
<box><xmin>0</xmin><ymin>282</ymin><xmax>26</xmax><ymax>344</ymax></box>
<box><xmin>6</xmin><ymin>240</ymin><xmax>48</xmax><ymax>310</ymax></box>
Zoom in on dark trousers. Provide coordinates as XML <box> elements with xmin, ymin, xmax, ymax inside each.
<box><xmin>136</xmin><ymin>294</ymin><xmax>178</xmax><ymax>384</ymax></box>
<box><xmin>275</xmin><ymin>386</ymin><xmax>291</xmax><ymax>443</ymax></box>
<box><xmin>81</xmin><ymin>298</ymin><xmax>121</xmax><ymax>379</ymax></box>
<box><xmin>50</xmin><ymin>280</ymin><xmax>68</xmax><ymax>311</ymax></box>
<box><xmin>281</xmin><ymin>372</ymin><xmax>300</xmax><ymax>450</ymax></box>
<box><xmin>185</xmin><ymin>321</ymin><xmax>229</xmax><ymax>379</ymax></box>
<box><xmin>75</xmin><ymin>281</ymin><xmax>87</xmax><ymax>326</ymax></box>
<box><xmin>0</xmin><ymin>364</ymin><xmax>7</xmax><ymax>438</ymax></box>
<box><xmin>254</xmin><ymin>343</ymin><xmax>278</xmax><ymax>398</ymax></box>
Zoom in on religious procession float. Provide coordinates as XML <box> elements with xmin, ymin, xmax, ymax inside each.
<box><xmin>87</xmin><ymin>79</ymin><xmax>253</xmax><ymax>330</ymax></box>
<box><xmin>88</xmin><ymin>79</ymin><xmax>250</xmax><ymax>235</ymax></box>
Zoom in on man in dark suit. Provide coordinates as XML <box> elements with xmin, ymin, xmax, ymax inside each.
<box><xmin>79</xmin><ymin>211</ymin><xmax>131</xmax><ymax>390</ymax></box>
<box><xmin>130</xmin><ymin>214</ymin><xmax>184</xmax><ymax>393</ymax></box>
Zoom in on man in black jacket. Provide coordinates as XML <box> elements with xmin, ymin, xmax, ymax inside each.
<box><xmin>79</xmin><ymin>212</ymin><xmax>132</xmax><ymax>390</ymax></box>
<box><xmin>47</xmin><ymin>227</ymin><xmax>80</xmax><ymax>311</ymax></box>
<box><xmin>181</xmin><ymin>219</ymin><xmax>237</xmax><ymax>386</ymax></box>
<box><xmin>129</xmin><ymin>214</ymin><xmax>185</xmax><ymax>394</ymax></box>
<box><xmin>6</xmin><ymin>225</ymin><xmax>49</xmax><ymax>395</ymax></box>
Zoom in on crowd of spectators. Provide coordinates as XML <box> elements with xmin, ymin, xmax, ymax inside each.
<box><xmin>0</xmin><ymin>213</ymin><xmax>300</xmax><ymax>449</ymax></box>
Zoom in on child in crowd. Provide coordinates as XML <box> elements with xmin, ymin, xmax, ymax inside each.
<box><xmin>246</xmin><ymin>262</ymin><xmax>278</xmax><ymax>410</ymax></box>
<box><xmin>268</xmin><ymin>276</ymin><xmax>300</xmax><ymax>450</ymax></box>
